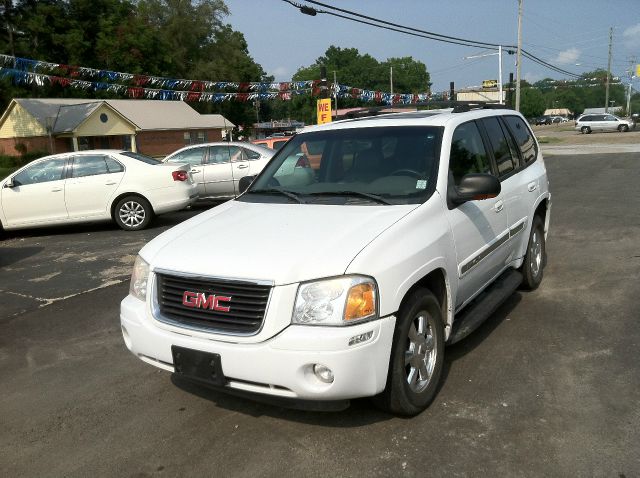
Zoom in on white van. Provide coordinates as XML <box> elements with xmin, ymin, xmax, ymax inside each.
<box><xmin>121</xmin><ymin>106</ymin><xmax>551</xmax><ymax>415</ymax></box>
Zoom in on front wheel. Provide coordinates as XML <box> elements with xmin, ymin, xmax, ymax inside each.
<box><xmin>374</xmin><ymin>288</ymin><xmax>444</xmax><ymax>416</ymax></box>
<box><xmin>618</xmin><ymin>125</ymin><xmax>629</xmax><ymax>132</ymax></box>
<box><xmin>581</xmin><ymin>126</ymin><xmax>591</xmax><ymax>134</ymax></box>
<box><xmin>114</xmin><ymin>196</ymin><xmax>153</xmax><ymax>231</ymax></box>
<box><xmin>520</xmin><ymin>215</ymin><xmax>546</xmax><ymax>290</ymax></box>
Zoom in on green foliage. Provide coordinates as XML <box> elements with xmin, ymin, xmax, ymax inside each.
<box><xmin>0</xmin><ymin>0</ymin><xmax>266</xmax><ymax>127</ymax></box>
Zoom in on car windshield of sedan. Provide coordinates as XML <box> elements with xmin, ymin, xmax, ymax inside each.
<box><xmin>243</xmin><ymin>126</ymin><xmax>442</xmax><ymax>205</ymax></box>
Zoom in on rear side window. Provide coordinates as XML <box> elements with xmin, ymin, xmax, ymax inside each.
<box><xmin>449</xmin><ymin>121</ymin><xmax>491</xmax><ymax>185</ymax></box>
<box><xmin>106</xmin><ymin>157</ymin><xmax>124</xmax><ymax>173</ymax></box>
<box><xmin>481</xmin><ymin>117</ymin><xmax>516</xmax><ymax>176</ymax></box>
<box><xmin>72</xmin><ymin>155</ymin><xmax>108</xmax><ymax>178</ymax></box>
<box><xmin>504</xmin><ymin>115</ymin><xmax>537</xmax><ymax>165</ymax></box>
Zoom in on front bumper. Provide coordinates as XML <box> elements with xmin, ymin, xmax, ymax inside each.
<box><xmin>120</xmin><ymin>294</ymin><xmax>396</xmax><ymax>400</ymax></box>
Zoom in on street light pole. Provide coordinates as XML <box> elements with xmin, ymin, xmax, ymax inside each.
<box><xmin>463</xmin><ymin>48</ymin><xmax>504</xmax><ymax>104</ymax></box>
<box><xmin>515</xmin><ymin>0</ymin><xmax>523</xmax><ymax>111</ymax></box>
<box><xmin>498</xmin><ymin>45</ymin><xmax>503</xmax><ymax>104</ymax></box>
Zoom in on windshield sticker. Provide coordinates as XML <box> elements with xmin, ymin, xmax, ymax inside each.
<box><xmin>416</xmin><ymin>180</ymin><xmax>427</xmax><ymax>189</ymax></box>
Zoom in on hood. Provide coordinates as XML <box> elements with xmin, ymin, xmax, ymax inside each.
<box><xmin>140</xmin><ymin>200</ymin><xmax>416</xmax><ymax>285</ymax></box>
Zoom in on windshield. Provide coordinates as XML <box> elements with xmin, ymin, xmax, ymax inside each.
<box><xmin>120</xmin><ymin>151</ymin><xmax>161</xmax><ymax>164</ymax></box>
<box><xmin>244</xmin><ymin>126</ymin><xmax>442</xmax><ymax>205</ymax></box>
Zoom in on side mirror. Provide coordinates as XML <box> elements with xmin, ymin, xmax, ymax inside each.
<box><xmin>238</xmin><ymin>175</ymin><xmax>256</xmax><ymax>194</ymax></box>
<box><xmin>450</xmin><ymin>173</ymin><xmax>501</xmax><ymax>205</ymax></box>
<box><xmin>4</xmin><ymin>178</ymin><xmax>15</xmax><ymax>188</ymax></box>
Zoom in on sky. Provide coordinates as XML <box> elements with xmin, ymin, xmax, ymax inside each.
<box><xmin>224</xmin><ymin>0</ymin><xmax>640</xmax><ymax>94</ymax></box>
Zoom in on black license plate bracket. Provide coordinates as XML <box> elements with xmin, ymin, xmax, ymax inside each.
<box><xmin>171</xmin><ymin>345</ymin><xmax>226</xmax><ymax>386</ymax></box>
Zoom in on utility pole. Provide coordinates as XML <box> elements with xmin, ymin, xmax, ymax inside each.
<box><xmin>333</xmin><ymin>70</ymin><xmax>338</xmax><ymax>117</ymax></box>
<box><xmin>605</xmin><ymin>27</ymin><xmax>613</xmax><ymax>113</ymax></box>
<box><xmin>390</xmin><ymin>66</ymin><xmax>394</xmax><ymax>97</ymax></box>
<box><xmin>626</xmin><ymin>57</ymin><xmax>637</xmax><ymax>115</ymax></box>
<box><xmin>515</xmin><ymin>0</ymin><xmax>523</xmax><ymax>111</ymax></box>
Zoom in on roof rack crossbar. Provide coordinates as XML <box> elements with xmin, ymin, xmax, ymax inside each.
<box><xmin>339</xmin><ymin>101</ymin><xmax>513</xmax><ymax>119</ymax></box>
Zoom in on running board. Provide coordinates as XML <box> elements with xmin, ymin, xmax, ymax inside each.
<box><xmin>448</xmin><ymin>269</ymin><xmax>523</xmax><ymax>345</ymax></box>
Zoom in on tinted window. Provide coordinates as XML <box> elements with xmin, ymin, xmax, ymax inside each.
<box><xmin>72</xmin><ymin>155</ymin><xmax>108</xmax><ymax>178</ymax></box>
<box><xmin>167</xmin><ymin>147</ymin><xmax>205</xmax><ymax>166</ymax></box>
<box><xmin>504</xmin><ymin>115</ymin><xmax>537</xmax><ymax>164</ymax></box>
<box><xmin>449</xmin><ymin>121</ymin><xmax>491</xmax><ymax>185</ymax></box>
<box><xmin>106</xmin><ymin>157</ymin><xmax>124</xmax><ymax>173</ymax></box>
<box><xmin>481</xmin><ymin>117</ymin><xmax>516</xmax><ymax>176</ymax></box>
<box><xmin>120</xmin><ymin>151</ymin><xmax>161</xmax><ymax>164</ymax></box>
<box><xmin>13</xmin><ymin>158</ymin><xmax>66</xmax><ymax>186</ymax></box>
<box><xmin>273</xmin><ymin>140</ymin><xmax>287</xmax><ymax>150</ymax></box>
<box><xmin>604</xmin><ymin>115</ymin><xmax>616</xmax><ymax>121</ymax></box>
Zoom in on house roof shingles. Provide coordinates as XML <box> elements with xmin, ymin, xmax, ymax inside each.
<box><xmin>13</xmin><ymin>98</ymin><xmax>234</xmax><ymax>133</ymax></box>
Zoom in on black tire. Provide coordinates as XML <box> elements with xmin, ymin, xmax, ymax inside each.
<box><xmin>520</xmin><ymin>215</ymin><xmax>546</xmax><ymax>290</ymax></box>
<box><xmin>618</xmin><ymin>125</ymin><xmax>629</xmax><ymax>132</ymax></box>
<box><xmin>373</xmin><ymin>288</ymin><xmax>444</xmax><ymax>416</ymax></box>
<box><xmin>114</xmin><ymin>195</ymin><xmax>153</xmax><ymax>231</ymax></box>
<box><xmin>581</xmin><ymin>126</ymin><xmax>591</xmax><ymax>134</ymax></box>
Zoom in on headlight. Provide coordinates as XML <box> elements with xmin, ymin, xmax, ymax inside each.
<box><xmin>129</xmin><ymin>255</ymin><xmax>150</xmax><ymax>301</ymax></box>
<box><xmin>292</xmin><ymin>276</ymin><xmax>378</xmax><ymax>326</ymax></box>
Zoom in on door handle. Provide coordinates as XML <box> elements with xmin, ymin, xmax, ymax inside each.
<box><xmin>237</xmin><ymin>164</ymin><xmax>249</xmax><ymax>169</ymax></box>
<box><xmin>51</xmin><ymin>187</ymin><xmax>63</xmax><ymax>192</ymax></box>
<box><xmin>527</xmin><ymin>181</ymin><xmax>538</xmax><ymax>192</ymax></box>
<box><xmin>105</xmin><ymin>181</ymin><xmax>117</xmax><ymax>185</ymax></box>
<box><xmin>494</xmin><ymin>200</ymin><xmax>504</xmax><ymax>213</ymax></box>
<box><xmin>191</xmin><ymin>169</ymin><xmax>201</xmax><ymax>173</ymax></box>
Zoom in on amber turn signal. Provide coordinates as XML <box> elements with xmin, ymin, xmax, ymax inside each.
<box><xmin>344</xmin><ymin>283</ymin><xmax>376</xmax><ymax>321</ymax></box>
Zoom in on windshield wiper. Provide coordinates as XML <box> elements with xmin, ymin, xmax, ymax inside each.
<box><xmin>248</xmin><ymin>188</ymin><xmax>303</xmax><ymax>204</ymax></box>
<box><xmin>305</xmin><ymin>191</ymin><xmax>391</xmax><ymax>205</ymax></box>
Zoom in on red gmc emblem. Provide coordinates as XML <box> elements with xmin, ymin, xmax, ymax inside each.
<box><xmin>182</xmin><ymin>291</ymin><xmax>231</xmax><ymax>312</ymax></box>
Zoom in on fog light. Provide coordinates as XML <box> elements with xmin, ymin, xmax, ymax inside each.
<box><xmin>121</xmin><ymin>325</ymin><xmax>132</xmax><ymax>350</ymax></box>
<box><xmin>348</xmin><ymin>330</ymin><xmax>373</xmax><ymax>346</ymax></box>
<box><xmin>313</xmin><ymin>364</ymin><xmax>334</xmax><ymax>383</ymax></box>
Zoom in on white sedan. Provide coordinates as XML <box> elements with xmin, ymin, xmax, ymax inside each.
<box><xmin>0</xmin><ymin>150</ymin><xmax>198</xmax><ymax>232</ymax></box>
<box><xmin>163</xmin><ymin>142</ymin><xmax>274</xmax><ymax>200</ymax></box>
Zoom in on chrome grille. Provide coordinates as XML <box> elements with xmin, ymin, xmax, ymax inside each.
<box><xmin>155</xmin><ymin>273</ymin><xmax>271</xmax><ymax>335</ymax></box>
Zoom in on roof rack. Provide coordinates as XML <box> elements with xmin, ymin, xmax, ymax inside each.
<box><xmin>340</xmin><ymin>101</ymin><xmax>513</xmax><ymax>119</ymax></box>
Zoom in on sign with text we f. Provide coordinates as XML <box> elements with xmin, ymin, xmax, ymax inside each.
<box><xmin>317</xmin><ymin>98</ymin><xmax>332</xmax><ymax>125</ymax></box>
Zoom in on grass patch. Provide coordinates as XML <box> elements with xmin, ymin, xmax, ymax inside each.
<box><xmin>537</xmin><ymin>136</ymin><xmax>563</xmax><ymax>144</ymax></box>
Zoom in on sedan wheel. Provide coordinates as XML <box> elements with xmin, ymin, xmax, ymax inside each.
<box><xmin>114</xmin><ymin>196</ymin><xmax>153</xmax><ymax>231</ymax></box>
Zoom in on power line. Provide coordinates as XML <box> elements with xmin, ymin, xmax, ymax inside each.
<box><xmin>287</xmin><ymin>0</ymin><xmax>582</xmax><ymax>79</ymax></box>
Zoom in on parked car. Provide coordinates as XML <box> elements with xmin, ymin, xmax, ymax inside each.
<box><xmin>535</xmin><ymin>116</ymin><xmax>551</xmax><ymax>125</ymax></box>
<box><xmin>121</xmin><ymin>106</ymin><xmax>550</xmax><ymax>416</ymax></box>
<box><xmin>575</xmin><ymin>114</ymin><xmax>633</xmax><ymax>134</ymax></box>
<box><xmin>0</xmin><ymin>150</ymin><xmax>197</xmax><ymax>232</ymax></box>
<box><xmin>163</xmin><ymin>142</ymin><xmax>274</xmax><ymax>200</ymax></box>
<box><xmin>251</xmin><ymin>136</ymin><xmax>293</xmax><ymax>151</ymax></box>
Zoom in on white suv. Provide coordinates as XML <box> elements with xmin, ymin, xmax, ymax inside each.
<box><xmin>120</xmin><ymin>106</ymin><xmax>551</xmax><ymax>415</ymax></box>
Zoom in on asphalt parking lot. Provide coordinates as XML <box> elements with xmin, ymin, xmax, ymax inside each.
<box><xmin>1</xmin><ymin>153</ymin><xmax>639</xmax><ymax>477</ymax></box>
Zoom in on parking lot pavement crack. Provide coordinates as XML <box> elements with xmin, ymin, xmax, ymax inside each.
<box><xmin>36</xmin><ymin>279</ymin><xmax>127</xmax><ymax>307</ymax></box>
<box><xmin>0</xmin><ymin>279</ymin><xmax>126</xmax><ymax>318</ymax></box>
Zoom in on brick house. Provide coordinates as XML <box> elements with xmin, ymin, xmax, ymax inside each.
<box><xmin>0</xmin><ymin>98</ymin><xmax>234</xmax><ymax>157</ymax></box>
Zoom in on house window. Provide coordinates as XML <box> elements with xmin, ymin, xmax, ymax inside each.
<box><xmin>196</xmin><ymin>131</ymin><xmax>207</xmax><ymax>143</ymax></box>
<box><xmin>184</xmin><ymin>132</ymin><xmax>191</xmax><ymax>146</ymax></box>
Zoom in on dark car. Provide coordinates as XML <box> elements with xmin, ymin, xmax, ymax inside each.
<box><xmin>535</xmin><ymin>116</ymin><xmax>550</xmax><ymax>125</ymax></box>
